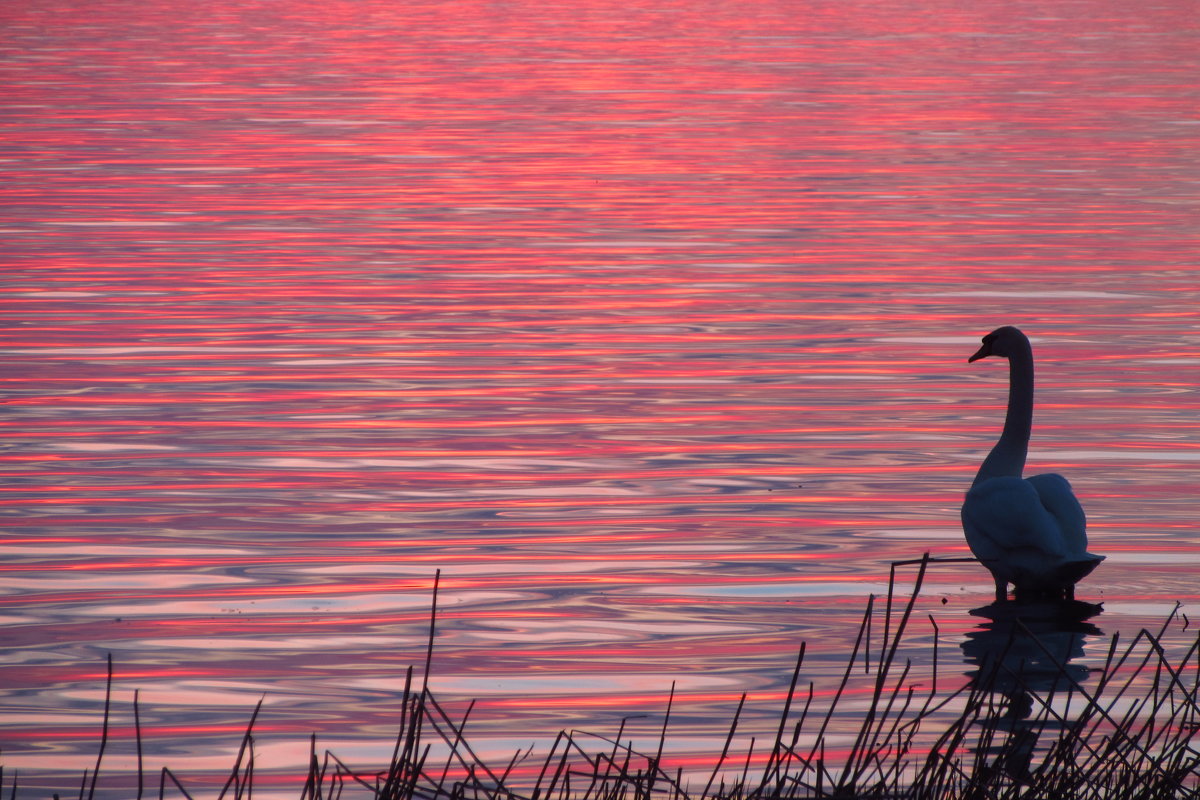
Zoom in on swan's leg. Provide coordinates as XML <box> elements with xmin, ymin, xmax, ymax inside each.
<box><xmin>994</xmin><ymin>577</ymin><xmax>1006</xmax><ymax>603</ymax></box>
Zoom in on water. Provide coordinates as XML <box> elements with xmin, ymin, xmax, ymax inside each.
<box><xmin>2</xmin><ymin>0</ymin><xmax>1199</xmax><ymax>794</ymax></box>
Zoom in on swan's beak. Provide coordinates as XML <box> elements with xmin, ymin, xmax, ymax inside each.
<box><xmin>968</xmin><ymin>343</ymin><xmax>992</xmax><ymax>363</ymax></box>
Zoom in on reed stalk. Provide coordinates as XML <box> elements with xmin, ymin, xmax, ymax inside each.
<box><xmin>7</xmin><ymin>558</ymin><xmax>1198</xmax><ymax>800</ymax></box>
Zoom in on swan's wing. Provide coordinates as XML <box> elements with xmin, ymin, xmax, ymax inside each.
<box><xmin>1026</xmin><ymin>473</ymin><xmax>1091</xmax><ymax>556</ymax></box>
<box><xmin>961</xmin><ymin>476</ymin><xmax>1069</xmax><ymax>563</ymax></box>
<box><xmin>960</xmin><ymin>494</ymin><xmax>1008</xmax><ymax>580</ymax></box>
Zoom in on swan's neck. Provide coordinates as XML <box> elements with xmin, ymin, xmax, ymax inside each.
<box><xmin>973</xmin><ymin>343</ymin><xmax>1034</xmax><ymax>486</ymax></box>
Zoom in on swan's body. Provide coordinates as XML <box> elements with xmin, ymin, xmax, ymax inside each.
<box><xmin>961</xmin><ymin>326</ymin><xmax>1104</xmax><ymax>602</ymax></box>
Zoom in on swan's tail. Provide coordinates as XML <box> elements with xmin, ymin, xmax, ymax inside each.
<box><xmin>1055</xmin><ymin>553</ymin><xmax>1105</xmax><ymax>586</ymax></box>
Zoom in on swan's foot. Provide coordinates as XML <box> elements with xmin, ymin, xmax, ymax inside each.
<box><xmin>1012</xmin><ymin>581</ymin><xmax>1081</xmax><ymax>604</ymax></box>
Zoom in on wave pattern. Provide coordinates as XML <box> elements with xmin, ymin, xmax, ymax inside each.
<box><xmin>1</xmin><ymin>0</ymin><xmax>1198</xmax><ymax>794</ymax></box>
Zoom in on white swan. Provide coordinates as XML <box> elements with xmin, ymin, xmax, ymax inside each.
<box><xmin>961</xmin><ymin>326</ymin><xmax>1104</xmax><ymax>602</ymax></box>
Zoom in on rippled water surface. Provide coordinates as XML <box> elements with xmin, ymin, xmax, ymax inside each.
<box><xmin>2</xmin><ymin>0</ymin><xmax>1199</xmax><ymax>794</ymax></box>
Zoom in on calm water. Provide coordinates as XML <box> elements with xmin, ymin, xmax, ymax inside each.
<box><xmin>2</xmin><ymin>0</ymin><xmax>1199</xmax><ymax>794</ymax></box>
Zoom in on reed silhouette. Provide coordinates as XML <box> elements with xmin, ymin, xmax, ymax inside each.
<box><xmin>5</xmin><ymin>560</ymin><xmax>1197</xmax><ymax>800</ymax></box>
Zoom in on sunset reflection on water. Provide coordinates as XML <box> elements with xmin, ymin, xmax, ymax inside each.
<box><xmin>2</xmin><ymin>0</ymin><xmax>1199</xmax><ymax>794</ymax></box>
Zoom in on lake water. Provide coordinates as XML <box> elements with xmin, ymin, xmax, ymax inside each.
<box><xmin>2</xmin><ymin>0</ymin><xmax>1198</xmax><ymax>795</ymax></box>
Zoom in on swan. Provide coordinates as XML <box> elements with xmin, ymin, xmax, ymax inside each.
<box><xmin>961</xmin><ymin>326</ymin><xmax>1104</xmax><ymax>602</ymax></box>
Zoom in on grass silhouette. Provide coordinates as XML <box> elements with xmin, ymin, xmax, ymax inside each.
<box><xmin>4</xmin><ymin>557</ymin><xmax>1197</xmax><ymax>800</ymax></box>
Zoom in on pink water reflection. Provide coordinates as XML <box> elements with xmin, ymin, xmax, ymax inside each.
<box><xmin>3</xmin><ymin>0</ymin><xmax>1200</xmax><ymax>794</ymax></box>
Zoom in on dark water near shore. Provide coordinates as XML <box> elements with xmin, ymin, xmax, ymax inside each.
<box><xmin>2</xmin><ymin>0</ymin><xmax>1199</xmax><ymax>794</ymax></box>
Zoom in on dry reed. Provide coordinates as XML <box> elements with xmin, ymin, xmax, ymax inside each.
<box><xmin>4</xmin><ymin>557</ymin><xmax>1198</xmax><ymax>800</ymax></box>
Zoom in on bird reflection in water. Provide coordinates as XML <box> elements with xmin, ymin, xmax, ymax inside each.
<box><xmin>959</xmin><ymin>599</ymin><xmax>1104</xmax><ymax>784</ymax></box>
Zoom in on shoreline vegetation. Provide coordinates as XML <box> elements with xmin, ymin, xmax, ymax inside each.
<box><xmin>4</xmin><ymin>558</ymin><xmax>1198</xmax><ymax>800</ymax></box>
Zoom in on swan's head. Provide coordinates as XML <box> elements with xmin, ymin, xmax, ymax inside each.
<box><xmin>968</xmin><ymin>326</ymin><xmax>1029</xmax><ymax>363</ymax></box>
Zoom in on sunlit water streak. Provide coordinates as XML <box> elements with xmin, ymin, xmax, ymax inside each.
<box><xmin>2</xmin><ymin>0</ymin><xmax>1199</xmax><ymax>795</ymax></box>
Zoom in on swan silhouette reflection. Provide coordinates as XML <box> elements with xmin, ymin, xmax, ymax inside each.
<box><xmin>959</xmin><ymin>600</ymin><xmax>1104</xmax><ymax>782</ymax></box>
